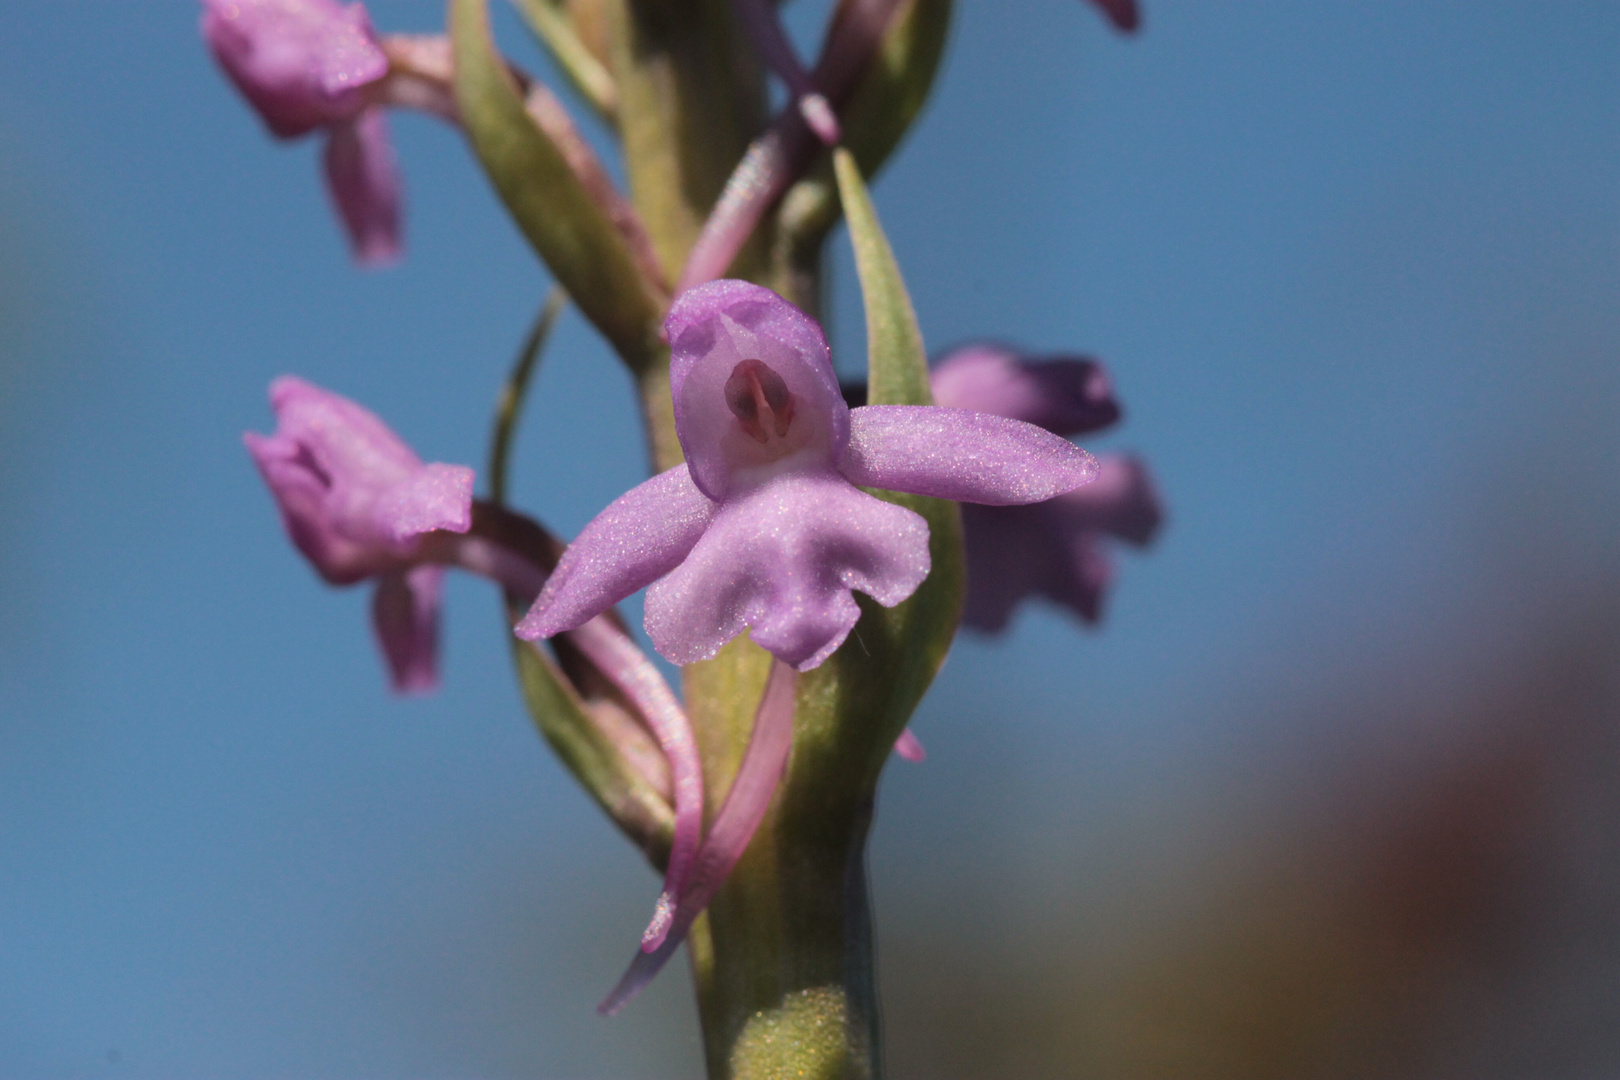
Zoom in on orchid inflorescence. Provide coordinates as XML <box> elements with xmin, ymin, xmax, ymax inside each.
<box><xmin>211</xmin><ymin>0</ymin><xmax>1159</xmax><ymax>1072</ymax></box>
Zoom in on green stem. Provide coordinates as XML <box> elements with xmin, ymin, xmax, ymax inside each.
<box><xmin>692</xmin><ymin>796</ymin><xmax>877</xmax><ymax>1080</ymax></box>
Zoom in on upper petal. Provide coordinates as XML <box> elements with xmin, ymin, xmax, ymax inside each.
<box><xmin>516</xmin><ymin>465</ymin><xmax>717</xmax><ymax>640</ymax></box>
<box><xmin>930</xmin><ymin>343</ymin><xmax>1121</xmax><ymax>437</ymax></box>
<box><xmin>323</xmin><ymin>109</ymin><xmax>403</xmax><ymax>267</ymax></box>
<box><xmin>244</xmin><ymin>427</ymin><xmax>370</xmax><ymax>583</ymax></box>
<box><xmin>201</xmin><ymin>0</ymin><xmax>387</xmax><ymax>138</ymax></box>
<box><xmin>666</xmin><ymin>280</ymin><xmax>847</xmax><ymax>500</ymax></box>
<box><xmin>840</xmin><ymin>405</ymin><xmax>1098</xmax><ymax>506</ymax></box>
<box><xmin>377</xmin><ymin>462</ymin><xmax>474</xmax><ymax>541</ymax></box>
<box><xmin>643</xmin><ymin>472</ymin><xmax>930</xmax><ymax>670</ymax></box>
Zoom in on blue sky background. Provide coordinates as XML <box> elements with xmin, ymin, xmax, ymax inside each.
<box><xmin>1</xmin><ymin>2</ymin><xmax>1617</xmax><ymax>1077</ymax></box>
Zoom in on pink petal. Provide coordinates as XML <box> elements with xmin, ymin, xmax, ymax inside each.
<box><xmin>323</xmin><ymin>109</ymin><xmax>403</xmax><ymax>266</ymax></box>
<box><xmin>840</xmin><ymin>405</ymin><xmax>1098</xmax><ymax>506</ymax></box>
<box><xmin>378</xmin><ymin>463</ymin><xmax>474</xmax><ymax>541</ymax></box>
<box><xmin>268</xmin><ymin>375</ymin><xmax>420</xmax><ymax>481</ymax></box>
<box><xmin>894</xmin><ymin>728</ymin><xmax>926</xmax><ymax>762</ymax></box>
<box><xmin>200</xmin><ymin>0</ymin><xmax>387</xmax><ymax>138</ymax></box>
<box><xmin>643</xmin><ymin>471</ymin><xmax>930</xmax><ymax>670</ymax></box>
<box><xmin>600</xmin><ymin>658</ymin><xmax>798</xmax><ymax>1015</ymax></box>
<box><xmin>666</xmin><ymin>280</ymin><xmax>847</xmax><ymax>500</ymax></box>
<box><xmin>930</xmin><ymin>343</ymin><xmax>1120</xmax><ymax>437</ymax></box>
<box><xmin>249</xmin><ymin>377</ymin><xmax>472</xmax><ymax>581</ymax></box>
<box><xmin>244</xmin><ymin>428</ymin><xmax>370</xmax><ymax>584</ymax></box>
<box><xmin>371</xmin><ymin>564</ymin><xmax>442</xmax><ymax>693</ymax></box>
<box><xmin>516</xmin><ymin>465</ymin><xmax>717</xmax><ymax>640</ymax></box>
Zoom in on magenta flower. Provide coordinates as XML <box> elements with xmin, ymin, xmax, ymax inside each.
<box><xmin>245</xmin><ymin>376</ymin><xmax>474</xmax><ymax>690</ymax></box>
<box><xmin>931</xmin><ymin>343</ymin><xmax>1163</xmax><ymax>631</ymax></box>
<box><xmin>201</xmin><ymin>0</ymin><xmax>402</xmax><ymax>264</ymax></box>
<box><xmin>517</xmin><ymin>280</ymin><xmax>1099</xmax><ymax>671</ymax></box>
<box><xmin>246</xmin><ymin>378</ymin><xmax>708</xmax><ymax>930</ymax></box>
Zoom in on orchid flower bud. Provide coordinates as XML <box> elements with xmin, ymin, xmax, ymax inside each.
<box><xmin>245</xmin><ymin>376</ymin><xmax>474</xmax><ymax>690</ymax></box>
<box><xmin>201</xmin><ymin>0</ymin><xmax>402</xmax><ymax>264</ymax></box>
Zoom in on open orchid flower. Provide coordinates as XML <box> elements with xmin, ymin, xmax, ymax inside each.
<box><xmin>202</xmin><ymin>0</ymin><xmax>402</xmax><ymax>264</ymax></box>
<box><xmin>930</xmin><ymin>343</ymin><xmax>1163</xmax><ymax>631</ymax></box>
<box><xmin>245</xmin><ymin>375</ymin><xmax>475</xmax><ymax>690</ymax></box>
<box><xmin>518</xmin><ymin>280</ymin><xmax>1100</xmax><ymax>672</ymax></box>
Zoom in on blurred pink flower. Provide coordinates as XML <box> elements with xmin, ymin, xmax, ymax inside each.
<box><xmin>245</xmin><ymin>376</ymin><xmax>473</xmax><ymax>690</ymax></box>
<box><xmin>931</xmin><ymin>343</ymin><xmax>1162</xmax><ymax>631</ymax></box>
<box><xmin>201</xmin><ymin>0</ymin><xmax>402</xmax><ymax>264</ymax></box>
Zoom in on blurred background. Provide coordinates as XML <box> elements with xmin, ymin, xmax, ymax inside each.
<box><xmin>2</xmin><ymin>1</ymin><xmax>1617</xmax><ymax>1076</ymax></box>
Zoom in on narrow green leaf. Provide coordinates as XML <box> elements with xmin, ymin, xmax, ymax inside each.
<box><xmin>488</xmin><ymin>287</ymin><xmax>567</xmax><ymax>502</ymax></box>
<box><xmin>507</xmin><ymin>617</ymin><xmax>675</xmax><ymax>862</ymax></box>
<box><xmin>840</xmin><ymin>0</ymin><xmax>952</xmax><ymax>184</ymax></box>
<box><xmin>486</xmin><ymin>292</ymin><xmax>673</xmax><ymax>863</ymax></box>
<box><xmin>783</xmin><ymin>150</ymin><xmax>964</xmax><ymax>818</ymax></box>
<box><xmin>833</xmin><ymin>148</ymin><xmax>930</xmax><ymax>408</ymax></box>
<box><xmin>451</xmin><ymin>0</ymin><xmax>664</xmax><ymax>371</ymax></box>
<box><xmin>511</xmin><ymin>0</ymin><xmax>620</xmax><ymax>124</ymax></box>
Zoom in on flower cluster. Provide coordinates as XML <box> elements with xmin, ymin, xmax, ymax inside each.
<box><xmin>219</xmin><ymin>0</ymin><xmax>1159</xmax><ymax>1061</ymax></box>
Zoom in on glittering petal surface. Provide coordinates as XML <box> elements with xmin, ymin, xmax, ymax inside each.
<box><xmin>600</xmin><ymin>659</ymin><xmax>798</xmax><ymax>1015</ymax></box>
<box><xmin>371</xmin><ymin>564</ymin><xmax>442</xmax><ymax>693</ymax></box>
<box><xmin>644</xmin><ymin>472</ymin><xmax>930</xmax><ymax>670</ymax></box>
<box><xmin>200</xmin><ymin>0</ymin><xmax>387</xmax><ymax>138</ymax></box>
<box><xmin>323</xmin><ymin>110</ymin><xmax>403</xmax><ymax>266</ymax></box>
<box><xmin>930</xmin><ymin>343</ymin><xmax>1120</xmax><ymax>437</ymax></box>
<box><xmin>667</xmin><ymin>280</ymin><xmax>847</xmax><ymax>500</ymax></box>
<box><xmin>245</xmin><ymin>376</ymin><xmax>473</xmax><ymax>582</ymax></box>
<box><xmin>516</xmin><ymin>465</ymin><xmax>717</xmax><ymax>641</ymax></box>
<box><xmin>840</xmin><ymin>405</ymin><xmax>1098</xmax><ymax>506</ymax></box>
